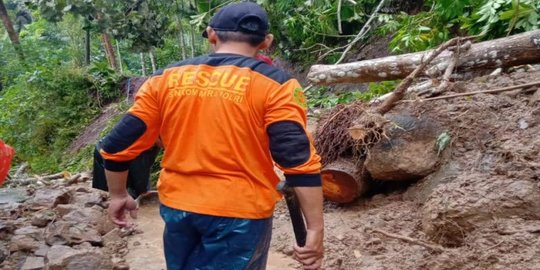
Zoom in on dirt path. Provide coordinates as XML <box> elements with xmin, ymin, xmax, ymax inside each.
<box><xmin>125</xmin><ymin>200</ymin><xmax>298</xmax><ymax>270</ymax></box>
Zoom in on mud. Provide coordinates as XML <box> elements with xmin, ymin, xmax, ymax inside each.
<box><xmin>2</xmin><ymin>69</ymin><xmax>540</xmax><ymax>269</ymax></box>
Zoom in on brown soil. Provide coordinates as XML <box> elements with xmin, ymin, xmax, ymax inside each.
<box><xmin>2</xmin><ymin>69</ymin><xmax>539</xmax><ymax>270</ymax></box>
<box><xmin>66</xmin><ymin>104</ymin><xmax>120</xmax><ymax>153</ymax></box>
<box><xmin>270</xmin><ymin>69</ymin><xmax>540</xmax><ymax>269</ymax></box>
<box><xmin>67</xmin><ymin>77</ymin><xmax>147</xmax><ymax>153</ymax></box>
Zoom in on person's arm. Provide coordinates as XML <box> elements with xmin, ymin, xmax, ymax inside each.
<box><xmin>105</xmin><ymin>170</ymin><xmax>137</xmax><ymax>227</ymax></box>
<box><xmin>100</xmin><ymin>77</ymin><xmax>162</xmax><ymax>227</ymax></box>
<box><xmin>265</xmin><ymin>78</ymin><xmax>324</xmax><ymax>269</ymax></box>
<box><xmin>293</xmin><ymin>186</ymin><xmax>324</xmax><ymax>269</ymax></box>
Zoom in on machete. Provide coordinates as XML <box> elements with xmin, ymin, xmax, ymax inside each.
<box><xmin>278</xmin><ymin>182</ymin><xmax>307</xmax><ymax>247</ymax></box>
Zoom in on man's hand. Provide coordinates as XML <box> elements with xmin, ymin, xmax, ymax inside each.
<box><xmin>104</xmin><ymin>170</ymin><xmax>136</xmax><ymax>227</ymax></box>
<box><xmin>108</xmin><ymin>194</ymin><xmax>138</xmax><ymax>227</ymax></box>
<box><xmin>293</xmin><ymin>228</ymin><xmax>324</xmax><ymax>269</ymax></box>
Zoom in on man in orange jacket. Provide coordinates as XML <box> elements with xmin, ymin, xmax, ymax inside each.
<box><xmin>100</xmin><ymin>2</ymin><xmax>324</xmax><ymax>269</ymax></box>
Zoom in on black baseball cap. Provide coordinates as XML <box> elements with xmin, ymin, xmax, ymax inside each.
<box><xmin>202</xmin><ymin>2</ymin><xmax>269</xmax><ymax>38</ymax></box>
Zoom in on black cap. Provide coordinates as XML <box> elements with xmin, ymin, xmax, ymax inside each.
<box><xmin>202</xmin><ymin>2</ymin><xmax>269</xmax><ymax>38</ymax></box>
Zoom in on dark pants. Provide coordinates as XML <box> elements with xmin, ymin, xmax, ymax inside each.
<box><xmin>160</xmin><ymin>204</ymin><xmax>272</xmax><ymax>270</ymax></box>
<box><xmin>92</xmin><ymin>144</ymin><xmax>160</xmax><ymax>198</ymax></box>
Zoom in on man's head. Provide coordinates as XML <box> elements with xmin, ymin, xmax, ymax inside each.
<box><xmin>203</xmin><ymin>2</ymin><xmax>273</xmax><ymax>53</ymax></box>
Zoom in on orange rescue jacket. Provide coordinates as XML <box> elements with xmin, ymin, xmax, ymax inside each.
<box><xmin>100</xmin><ymin>53</ymin><xmax>321</xmax><ymax>219</ymax></box>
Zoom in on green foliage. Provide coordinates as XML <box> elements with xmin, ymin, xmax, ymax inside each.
<box><xmin>381</xmin><ymin>0</ymin><xmax>539</xmax><ymax>53</ymax></box>
<box><xmin>0</xmin><ymin>52</ymin><xmax>122</xmax><ymax>173</ymax></box>
<box><xmin>466</xmin><ymin>0</ymin><xmax>539</xmax><ymax>37</ymax></box>
<box><xmin>88</xmin><ymin>61</ymin><xmax>122</xmax><ymax>104</ymax></box>
<box><xmin>259</xmin><ymin>0</ymin><xmax>379</xmax><ymax>63</ymax></box>
<box><xmin>28</xmin><ymin>0</ymin><xmax>170</xmax><ymax>52</ymax></box>
<box><xmin>0</xmin><ymin>67</ymin><xmax>100</xmax><ymax>172</ymax></box>
<box><xmin>307</xmin><ymin>81</ymin><xmax>397</xmax><ymax>108</ymax></box>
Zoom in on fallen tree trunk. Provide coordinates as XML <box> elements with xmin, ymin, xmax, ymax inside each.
<box><xmin>322</xmin><ymin>158</ymin><xmax>369</xmax><ymax>203</ymax></box>
<box><xmin>308</xmin><ymin>30</ymin><xmax>540</xmax><ymax>85</ymax></box>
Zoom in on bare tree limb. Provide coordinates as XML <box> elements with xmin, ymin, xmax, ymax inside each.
<box><xmin>337</xmin><ymin>0</ymin><xmax>343</xmax><ymax>34</ymax></box>
<box><xmin>375</xmin><ymin>36</ymin><xmax>477</xmax><ymax>114</ymax></box>
<box><xmin>334</xmin><ymin>0</ymin><xmax>387</xmax><ymax>64</ymax></box>
<box><xmin>371</xmin><ymin>228</ymin><xmax>445</xmax><ymax>253</ymax></box>
<box><xmin>402</xmin><ymin>81</ymin><xmax>540</xmax><ymax>102</ymax></box>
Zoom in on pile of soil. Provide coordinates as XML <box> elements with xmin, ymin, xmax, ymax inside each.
<box><xmin>269</xmin><ymin>69</ymin><xmax>540</xmax><ymax>269</ymax></box>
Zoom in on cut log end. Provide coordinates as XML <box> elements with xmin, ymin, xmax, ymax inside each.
<box><xmin>322</xmin><ymin>159</ymin><xmax>368</xmax><ymax>203</ymax></box>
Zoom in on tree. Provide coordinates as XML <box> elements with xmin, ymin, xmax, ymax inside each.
<box><xmin>30</xmin><ymin>0</ymin><xmax>169</xmax><ymax>71</ymax></box>
<box><xmin>0</xmin><ymin>0</ymin><xmax>24</xmax><ymax>61</ymax></box>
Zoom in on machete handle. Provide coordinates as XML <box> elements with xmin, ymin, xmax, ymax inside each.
<box><xmin>279</xmin><ymin>182</ymin><xmax>307</xmax><ymax>247</ymax></box>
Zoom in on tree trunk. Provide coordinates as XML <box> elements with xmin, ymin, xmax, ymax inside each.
<box><xmin>308</xmin><ymin>30</ymin><xmax>540</xmax><ymax>85</ymax></box>
<box><xmin>116</xmin><ymin>40</ymin><xmax>124</xmax><ymax>74</ymax></box>
<box><xmin>101</xmin><ymin>32</ymin><xmax>118</xmax><ymax>71</ymax></box>
<box><xmin>149</xmin><ymin>49</ymin><xmax>157</xmax><ymax>73</ymax></box>
<box><xmin>0</xmin><ymin>0</ymin><xmax>24</xmax><ymax>61</ymax></box>
<box><xmin>189</xmin><ymin>25</ymin><xmax>196</xmax><ymax>58</ymax></box>
<box><xmin>322</xmin><ymin>158</ymin><xmax>368</xmax><ymax>203</ymax></box>
<box><xmin>174</xmin><ymin>0</ymin><xmax>187</xmax><ymax>60</ymax></box>
<box><xmin>140</xmin><ymin>52</ymin><xmax>147</xmax><ymax>77</ymax></box>
<box><xmin>85</xmin><ymin>27</ymin><xmax>91</xmax><ymax>66</ymax></box>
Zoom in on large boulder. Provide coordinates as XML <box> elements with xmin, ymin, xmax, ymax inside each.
<box><xmin>365</xmin><ymin>113</ymin><xmax>444</xmax><ymax>181</ymax></box>
<box><xmin>422</xmin><ymin>174</ymin><xmax>540</xmax><ymax>246</ymax></box>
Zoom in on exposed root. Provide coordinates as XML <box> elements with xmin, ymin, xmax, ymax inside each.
<box><xmin>315</xmin><ymin>102</ymin><xmax>366</xmax><ymax>165</ymax></box>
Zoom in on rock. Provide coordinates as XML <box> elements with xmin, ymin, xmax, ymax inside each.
<box><xmin>102</xmin><ymin>228</ymin><xmax>122</xmax><ymax>248</ymax></box>
<box><xmin>518</xmin><ymin>118</ymin><xmax>529</xmax><ymax>129</ymax></box>
<box><xmin>111</xmin><ymin>257</ymin><xmax>129</xmax><ymax>270</ymax></box>
<box><xmin>62</xmin><ymin>207</ymin><xmax>104</xmax><ymax>226</ymax></box>
<box><xmin>55</xmin><ymin>204</ymin><xmax>78</xmax><ymax>217</ymax></box>
<box><xmin>9</xmin><ymin>235</ymin><xmax>41</xmax><ymax>252</ymax></box>
<box><xmin>34</xmin><ymin>244</ymin><xmax>49</xmax><ymax>257</ymax></box>
<box><xmin>31</xmin><ymin>189</ymin><xmax>71</xmax><ymax>208</ymax></box>
<box><xmin>45</xmin><ymin>221</ymin><xmax>102</xmax><ymax>246</ymax></box>
<box><xmin>365</xmin><ymin>113</ymin><xmax>443</xmax><ymax>181</ymax></box>
<box><xmin>113</xmin><ymin>263</ymin><xmax>130</xmax><ymax>270</ymax></box>
<box><xmin>422</xmin><ymin>174</ymin><xmax>540</xmax><ymax>246</ymax></box>
<box><xmin>71</xmin><ymin>190</ymin><xmax>107</xmax><ymax>208</ymax></box>
<box><xmin>0</xmin><ymin>188</ymin><xmax>28</xmax><ymax>206</ymax></box>
<box><xmin>97</xmin><ymin>216</ymin><xmax>117</xmax><ymax>236</ymax></box>
<box><xmin>14</xmin><ymin>226</ymin><xmax>43</xmax><ymax>240</ymax></box>
<box><xmin>46</xmin><ymin>245</ymin><xmax>113</xmax><ymax>270</ymax></box>
<box><xmin>13</xmin><ymin>226</ymin><xmax>43</xmax><ymax>251</ymax></box>
<box><xmin>21</xmin><ymin>256</ymin><xmax>45</xmax><ymax>270</ymax></box>
<box><xmin>0</xmin><ymin>244</ymin><xmax>9</xmax><ymax>264</ymax></box>
<box><xmin>0</xmin><ymin>220</ymin><xmax>16</xmax><ymax>240</ymax></box>
<box><xmin>31</xmin><ymin>209</ymin><xmax>56</xmax><ymax>228</ymax></box>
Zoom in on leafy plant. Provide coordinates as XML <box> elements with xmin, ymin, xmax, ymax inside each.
<box><xmin>0</xmin><ymin>67</ymin><xmax>100</xmax><ymax>172</ymax></box>
<box><xmin>88</xmin><ymin>61</ymin><xmax>122</xmax><ymax>105</ymax></box>
<box><xmin>307</xmin><ymin>80</ymin><xmax>398</xmax><ymax>108</ymax></box>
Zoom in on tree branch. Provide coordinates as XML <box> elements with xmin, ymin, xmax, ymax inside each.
<box><xmin>334</xmin><ymin>0</ymin><xmax>387</xmax><ymax>64</ymax></box>
<box><xmin>371</xmin><ymin>228</ymin><xmax>445</xmax><ymax>253</ymax></box>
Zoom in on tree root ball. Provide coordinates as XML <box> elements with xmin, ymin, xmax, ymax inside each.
<box><xmin>364</xmin><ymin>113</ymin><xmax>444</xmax><ymax>181</ymax></box>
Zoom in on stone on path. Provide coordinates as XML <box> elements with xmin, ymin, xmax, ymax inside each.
<box><xmin>21</xmin><ymin>256</ymin><xmax>45</xmax><ymax>270</ymax></box>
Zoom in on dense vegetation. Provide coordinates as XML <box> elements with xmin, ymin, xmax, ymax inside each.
<box><xmin>0</xmin><ymin>0</ymin><xmax>538</xmax><ymax>173</ymax></box>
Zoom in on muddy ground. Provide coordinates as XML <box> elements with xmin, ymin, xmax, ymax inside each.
<box><xmin>271</xmin><ymin>69</ymin><xmax>540</xmax><ymax>269</ymax></box>
<box><xmin>1</xmin><ymin>68</ymin><xmax>539</xmax><ymax>269</ymax></box>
